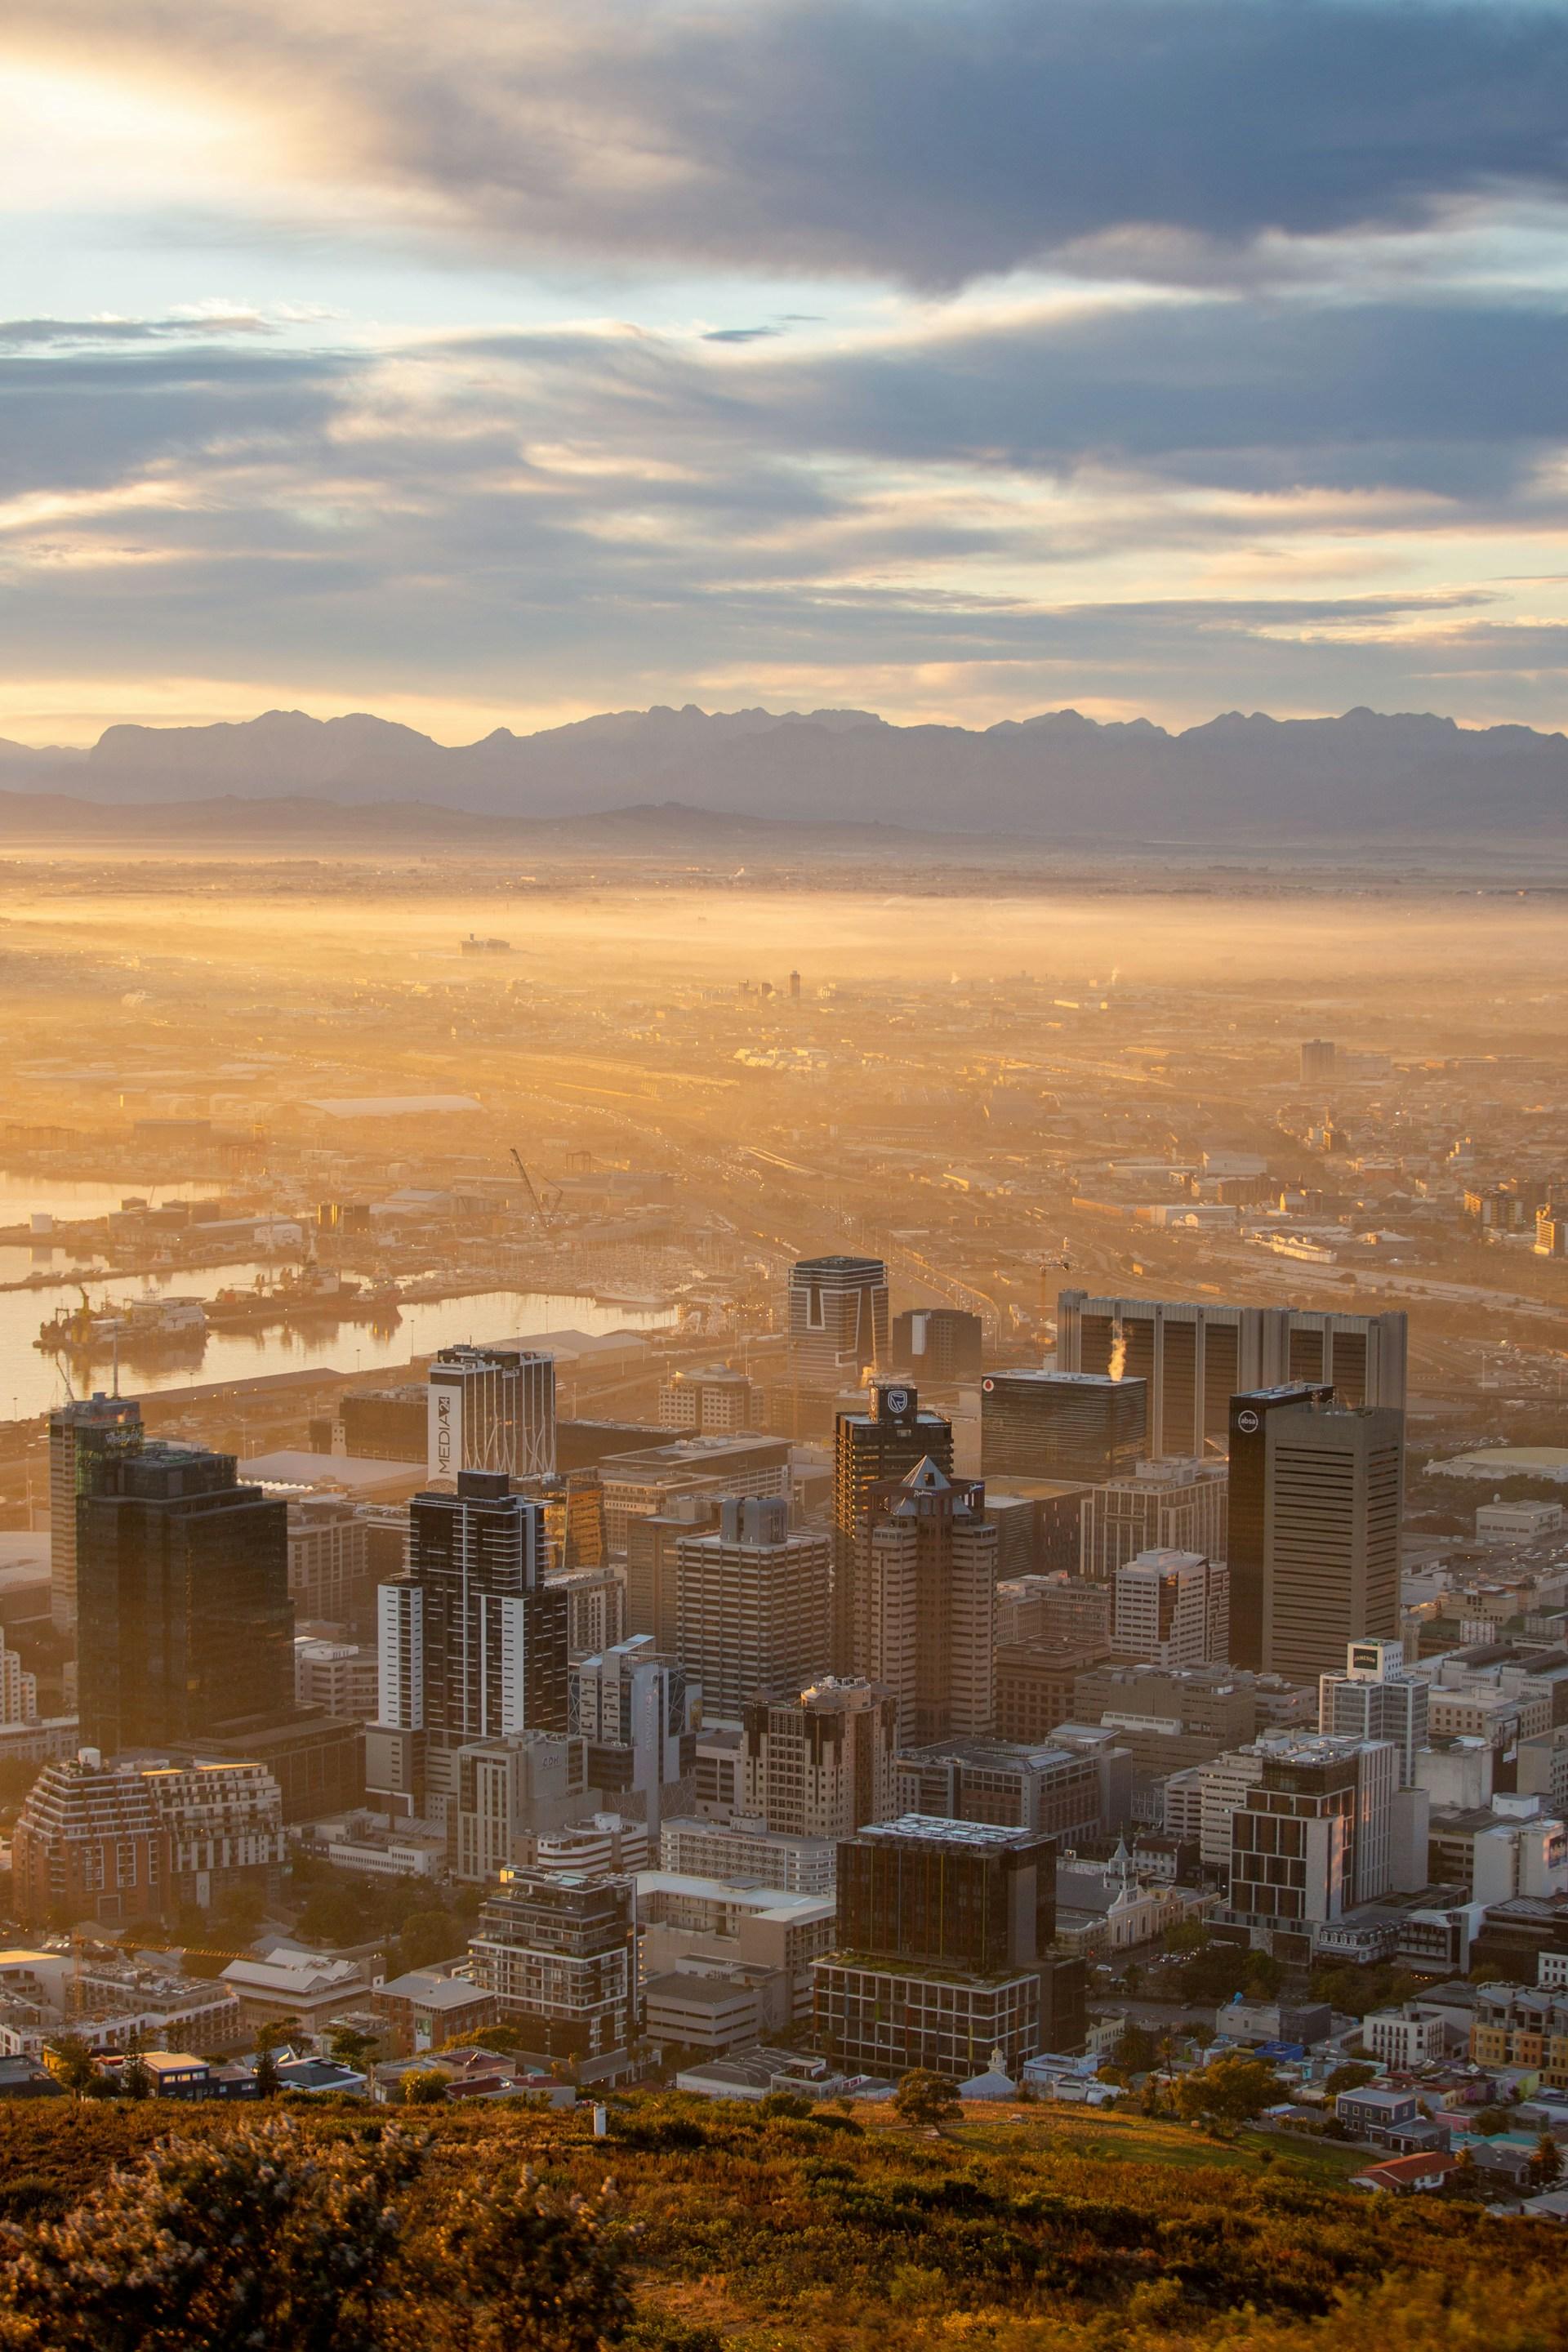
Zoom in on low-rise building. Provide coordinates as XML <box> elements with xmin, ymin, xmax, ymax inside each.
<box><xmin>219</xmin><ymin>1944</ymin><xmax>378</xmax><ymax>2035</ymax></box>
<box><xmin>658</xmin><ymin>1815</ymin><xmax>836</xmax><ymax>1896</ymax></box>
<box><xmin>1364</xmin><ymin>2009</ymin><xmax>1447</xmax><ymax>2069</ymax></box>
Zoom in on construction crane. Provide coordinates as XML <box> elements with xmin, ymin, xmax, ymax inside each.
<box><xmin>508</xmin><ymin>1147</ymin><xmax>554</xmax><ymax>1234</ymax></box>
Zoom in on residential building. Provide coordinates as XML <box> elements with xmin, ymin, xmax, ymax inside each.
<box><xmin>0</xmin><ymin>1627</ymin><xmax>37</xmax><ymax>1728</ymax></box>
<box><xmin>48</xmin><ymin>1392</ymin><xmax>142</xmax><ymax>1634</ymax></box>
<box><xmin>1319</xmin><ymin>1640</ymin><xmax>1428</xmax><ymax>1786</ymax></box>
<box><xmin>1057</xmin><ymin>1291</ymin><xmax>1408</xmax><ymax>1454</ymax></box>
<box><xmin>376</xmin><ymin>1471</ymin><xmax>568</xmax><ymax>1823</ymax></box>
<box><xmin>11</xmin><ymin>1752</ymin><xmax>283</xmax><ymax>1930</ymax></box>
<box><xmin>1335</xmin><ymin>2083</ymin><xmax>1422</xmax><ymax>2144</ymax></box>
<box><xmin>1364</xmin><ymin>2010</ymin><xmax>1446</xmax><ymax>2069</ymax></box>
<box><xmin>742</xmin><ymin>1677</ymin><xmax>898</xmax><ymax>1839</ymax></box>
<box><xmin>788</xmin><ymin>1254</ymin><xmax>889</xmax><ymax>1394</ymax></box>
<box><xmin>1080</xmin><ymin>1457</ymin><xmax>1227</xmax><ymax>1585</ymax></box>
<box><xmin>527</xmin><ymin>1812</ymin><xmax>651</xmax><ymax>1876</ymax></box>
<box><xmin>815</xmin><ymin>1814</ymin><xmax>1076</xmax><ymax>2078</ymax></box>
<box><xmin>1227</xmin><ymin>1735</ymin><xmax>1399</xmax><ymax>1935</ymax></box>
<box><xmin>372</xmin><ymin>1966</ymin><xmax>501</xmax><ymax>2057</ymax></box>
<box><xmin>1192</xmin><ymin>1746</ymin><xmax>1267</xmax><ymax>1873</ymax></box>
<box><xmin>1112</xmin><ymin>1548</ymin><xmax>1228</xmax><ymax>1669</ymax></box>
<box><xmin>77</xmin><ymin>1444</ymin><xmax>293</xmax><ymax>1756</ymax></box>
<box><xmin>845</xmin><ymin>1459</ymin><xmax>995</xmax><ymax>1742</ymax></box>
<box><xmin>675</xmin><ymin>1496</ymin><xmax>831</xmax><ymax>1717</ymax></box>
<box><xmin>426</xmin><ymin>1346</ymin><xmax>556</xmax><ymax>1486</ymax></box>
<box><xmin>980</xmin><ymin>1371</ymin><xmax>1146</xmax><ymax>1486</ymax></box>
<box><xmin>469</xmin><ymin>1869</ymin><xmax>639</xmax><ymax>2060</ymax></box>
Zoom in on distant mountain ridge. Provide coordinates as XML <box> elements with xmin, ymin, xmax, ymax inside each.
<box><xmin>2</xmin><ymin>700</ymin><xmax>1566</xmax><ymax>836</ymax></box>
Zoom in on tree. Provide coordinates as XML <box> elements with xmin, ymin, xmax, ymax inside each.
<box><xmin>446</xmin><ymin>2024</ymin><xmax>530</xmax><ymax>2056</ymax></box>
<box><xmin>1172</xmin><ymin>2055</ymin><xmax>1283</xmax><ymax>2126</ymax></box>
<box><xmin>1476</xmin><ymin>2105</ymin><xmax>1514</xmax><ymax>2136</ymax></box>
<box><xmin>1325</xmin><ymin>2062</ymin><xmax>1378</xmax><ymax>2096</ymax></box>
<box><xmin>42</xmin><ymin>2036</ymin><xmax>97</xmax><ymax>2096</ymax></box>
<box><xmin>402</xmin><ymin>2069</ymin><xmax>451</xmax><ymax>2106</ymax></box>
<box><xmin>1242</xmin><ymin>1951</ymin><xmax>1283</xmax><ymax>1999</ymax></box>
<box><xmin>394</xmin><ymin>1909</ymin><xmax>466</xmax><ymax>1975</ymax></box>
<box><xmin>1113</xmin><ymin>2022</ymin><xmax>1159</xmax><ymax>2074</ymax></box>
<box><xmin>326</xmin><ymin>2025</ymin><xmax>381</xmax><ymax>2074</ymax></box>
<box><xmin>255</xmin><ymin>2018</ymin><xmax>300</xmax><ymax>2054</ymax></box>
<box><xmin>894</xmin><ymin>2070</ymin><xmax>960</xmax><ymax>2128</ymax></box>
<box><xmin>118</xmin><ymin>2048</ymin><xmax>151</xmax><ymax>2102</ymax></box>
<box><xmin>252</xmin><ymin>2045</ymin><xmax>281</xmax><ymax>2100</ymax></box>
<box><xmin>1450</xmin><ymin>2145</ymin><xmax>1481</xmax><ymax>2198</ymax></box>
<box><xmin>1530</xmin><ymin>2132</ymin><xmax>1563</xmax><ymax>2190</ymax></box>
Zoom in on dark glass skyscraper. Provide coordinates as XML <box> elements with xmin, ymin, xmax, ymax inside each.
<box><xmin>78</xmin><ymin>1443</ymin><xmax>292</xmax><ymax>1755</ymax></box>
<box><xmin>831</xmin><ymin>1382</ymin><xmax>953</xmax><ymax>1671</ymax></box>
<box><xmin>980</xmin><ymin>1370</ymin><xmax>1146</xmax><ymax>1485</ymax></box>
<box><xmin>1227</xmin><ymin>1383</ymin><xmax>1333</xmax><ymax>1668</ymax></box>
<box><xmin>1229</xmin><ymin>1390</ymin><xmax>1403</xmax><ymax>1679</ymax></box>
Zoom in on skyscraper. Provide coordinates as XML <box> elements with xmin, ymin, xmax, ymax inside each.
<box><xmin>789</xmin><ymin>1255</ymin><xmax>888</xmax><ymax>1393</ymax></box>
<box><xmin>1227</xmin><ymin>1735</ymin><xmax>1399</xmax><ymax>1931</ymax></box>
<box><xmin>48</xmin><ymin>1392</ymin><xmax>142</xmax><ymax>1633</ymax></box>
<box><xmin>382</xmin><ymin>1470</ymin><xmax>568</xmax><ymax>1822</ymax></box>
<box><xmin>427</xmin><ymin>1346</ymin><xmax>556</xmax><ymax>1486</ymax></box>
<box><xmin>77</xmin><ymin>1443</ymin><xmax>293</xmax><ymax>1755</ymax></box>
<box><xmin>981</xmin><ymin>1370</ymin><xmax>1147</xmax><ymax>1485</ymax></box>
<box><xmin>742</xmin><ymin>1677</ymin><xmax>898</xmax><ymax>1839</ymax></box>
<box><xmin>1226</xmin><ymin>1383</ymin><xmax>1334</xmax><ymax>1668</ymax></box>
<box><xmin>1080</xmin><ymin>1456</ymin><xmax>1228</xmax><ymax>1584</ymax></box>
<box><xmin>469</xmin><ymin>1869</ymin><xmax>638</xmax><ymax>2060</ymax></box>
<box><xmin>1233</xmin><ymin>1395</ymin><xmax>1403</xmax><ymax>1682</ymax></box>
<box><xmin>675</xmin><ymin>1495</ymin><xmax>831</xmax><ymax>1717</ymax></box>
<box><xmin>831</xmin><ymin>1380</ymin><xmax>953</xmax><ymax>1669</ymax></box>
<box><xmin>1057</xmin><ymin>1290</ymin><xmax>1407</xmax><ymax>1454</ymax></box>
<box><xmin>848</xmin><ymin>1459</ymin><xmax>996</xmax><ymax>1743</ymax></box>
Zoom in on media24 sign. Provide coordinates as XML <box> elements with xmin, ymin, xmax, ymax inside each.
<box><xmin>428</xmin><ymin>1382</ymin><xmax>462</xmax><ymax>1483</ymax></box>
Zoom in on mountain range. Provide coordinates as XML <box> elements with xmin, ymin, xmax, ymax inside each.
<box><xmin>2</xmin><ymin>702</ymin><xmax>1566</xmax><ymax>837</ymax></box>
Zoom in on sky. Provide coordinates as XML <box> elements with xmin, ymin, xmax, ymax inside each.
<box><xmin>3</xmin><ymin>0</ymin><xmax>1568</xmax><ymax>746</ymax></box>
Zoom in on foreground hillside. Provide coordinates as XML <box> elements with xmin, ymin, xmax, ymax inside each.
<box><xmin>0</xmin><ymin>2094</ymin><xmax>1561</xmax><ymax>2351</ymax></box>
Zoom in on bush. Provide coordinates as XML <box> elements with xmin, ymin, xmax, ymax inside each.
<box><xmin>402</xmin><ymin>2070</ymin><xmax>451</xmax><ymax>2107</ymax></box>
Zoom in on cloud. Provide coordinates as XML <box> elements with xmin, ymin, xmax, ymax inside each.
<box><xmin>16</xmin><ymin>0</ymin><xmax>1568</xmax><ymax>290</ymax></box>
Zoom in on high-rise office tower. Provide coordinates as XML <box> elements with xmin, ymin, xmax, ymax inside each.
<box><xmin>426</xmin><ymin>1346</ymin><xmax>556</xmax><ymax>1486</ymax></box>
<box><xmin>1112</xmin><ymin>1548</ymin><xmax>1229</xmax><ymax>1670</ymax></box>
<box><xmin>382</xmin><ymin>1470</ymin><xmax>568</xmax><ymax>1821</ymax></box>
<box><xmin>891</xmin><ymin>1309</ymin><xmax>983</xmax><ymax>1383</ymax></box>
<box><xmin>1227</xmin><ymin>1734</ymin><xmax>1399</xmax><ymax>1931</ymax></box>
<box><xmin>1300</xmin><ymin>1039</ymin><xmax>1337</xmax><ymax>1083</ymax></box>
<box><xmin>789</xmin><ymin>1255</ymin><xmax>888</xmax><ymax>1393</ymax></box>
<box><xmin>78</xmin><ymin>1443</ymin><xmax>292</xmax><ymax>1755</ymax></box>
<box><xmin>571</xmin><ymin>1633</ymin><xmax>697</xmax><ymax>1831</ymax></box>
<box><xmin>1080</xmin><ymin>1457</ymin><xmax>1228</xmax><ymax>1584</ymax></box>
<box><xmin>1231</xmin><ymin>1393</ymin><xmax>1402</xmax><ymax>1681</ymax></box>
<box><xmin>625</xmin><ymin>1495</ymin><xmax>719</xmax><ymax>1651</ymax></box>
<box><xmin>832</xmin><ymin>1382</ymin><xmax>953</xmax><ymax>1671</ymax></box>
<box><xmin>815</xmin><ymin>1814</ymin><xmax>1076</xmax><ymax>2078</ymax></box>
<box><xmin>742</xmin><ymin>1677</ymin><xmax>898</xmax><ymax>1838</ymax></box>
<box><xmin>675</xmin><ymin>1495</ymin><xmax>831</xmax><ymax>1717</ymax></box>
<box><xmin>48</xmin><ymin>1392</ymin><xmax>142</xmax><ymax>1633</ymax></box>
<box><xmin>1058</xmin><ymin>1291</ymin><xmax>1407</xmax><ymax>1454</ymax></box>
<box><xmin>981</xmin><ymin>1370</ymin><xmax>1147</xmax><ymax>1485</ymax></box>
<box><xmin>849</xmin><ymin>1459</ymin><xmax>996</xmax><ymax>1744</ymax></box>
<box><xmin>1227</xmin><ymin>1383</ymin><xmax>1334</xmax><ymax>1667</ymax></box>
<box><xmin>1319</xmin><ymin>1639</ymin><xmax>1428</xmax><ymax>1787</ymax></box>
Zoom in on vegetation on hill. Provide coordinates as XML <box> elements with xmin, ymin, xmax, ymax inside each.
<box><xmin>0</xmin><ymin>2093</ymin><xmax>1563</xmax><ymax>2350</ymax></box>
